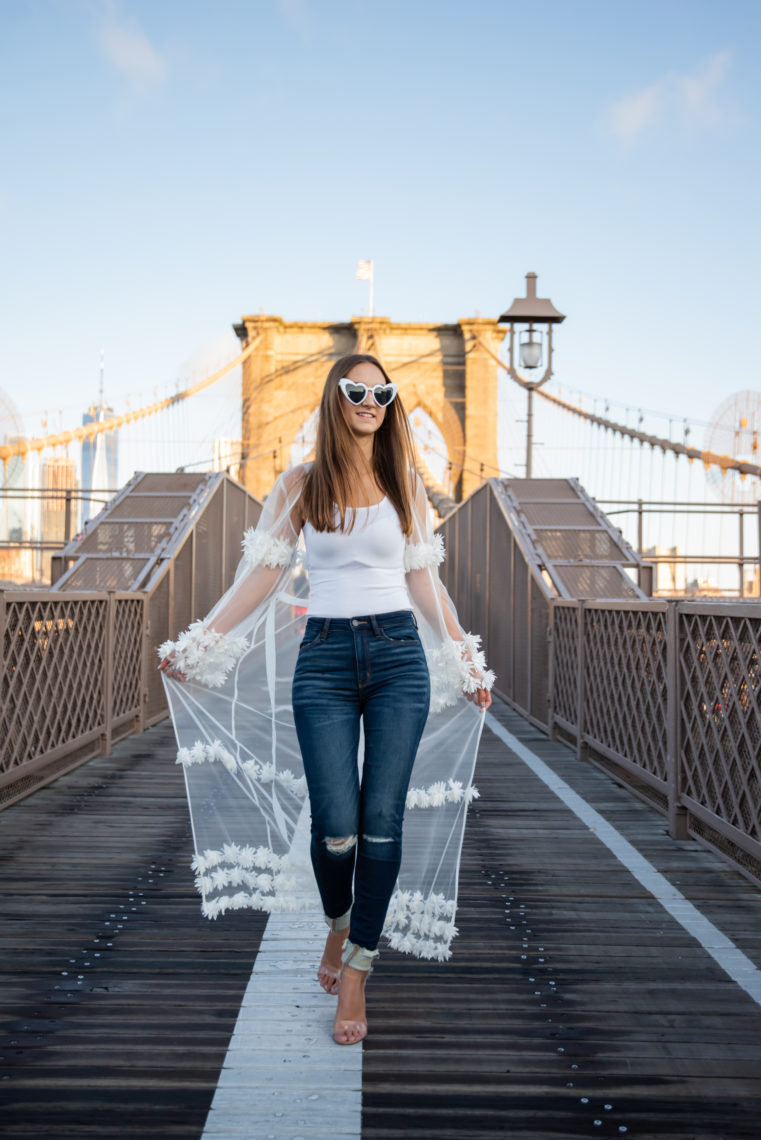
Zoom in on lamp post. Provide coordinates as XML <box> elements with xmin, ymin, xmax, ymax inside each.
<box><xmin>499</xmin><ymin>272</ymin><xmax>565</xmax><ymax>478</ymax></box>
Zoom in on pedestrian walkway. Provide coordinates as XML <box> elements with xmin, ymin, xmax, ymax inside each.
<box><xmin>1</xmin><ymin>699</ymin><xmax>760</xmax><ymax>1139</ymax></box>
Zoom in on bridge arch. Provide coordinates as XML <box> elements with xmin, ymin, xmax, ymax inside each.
<box><xmin>235</xmin><ymin>315</ymin><xmax>504</xmax><ymax>501</ymax></box>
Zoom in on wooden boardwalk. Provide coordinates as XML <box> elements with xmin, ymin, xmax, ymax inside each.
<box><xmin>1</xmin><ymin>699</ymin><xmax>761</xmax><ymax>1139</ymax></box>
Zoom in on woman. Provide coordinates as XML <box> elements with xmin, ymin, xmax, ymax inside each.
<box><xmin>159</xmin><ymin>353</ymin><xmax>494</xmax><ymax>1046</ymax></box>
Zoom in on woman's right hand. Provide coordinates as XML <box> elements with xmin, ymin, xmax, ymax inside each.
<box><xmin>158</xmin><ymin>651</ymin><xmax>186</xmax><ymax>682</ymax></box>
<box><xmin>465</xmin><ymin>682</ymin><xmax>492</xmax><ymax>712</ymax></box>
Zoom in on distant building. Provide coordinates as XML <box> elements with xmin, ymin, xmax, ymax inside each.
<box><xmin>645</xmin><ymin>545</ymin><xmax>688</xmax><ymax>595</ymax></box>
<box><xmin>685</xmin><ymin>577</ymin><xmax>724</xmax><ymax>597</ymax></box>
<box><xmin>212</xmin><ymin>438</ymin><xmax>242</xmax><ymax>482</ymax></box>
<box><xmin>744</xmin><ymin>565</ymin><xmax>760</xmax><ymax>598</ymax></box>
<box><xmin>41</xmin><ymin>457</ymin><xmax>78</xmax><ymax>581</ymax></box>
<box><xmin>81</xmin><ymin>403</ymin><xmax>119</xmax><ymax>525</ymax></box>
<box><xmin>0</xmin><ymin>443</ymin><xmax>37</xmax><ymax>584</ymax></box>
<box><xmin>0</xmin><ymin>437</ymin><xmax>26</xmax><ymax>544</ymax></box>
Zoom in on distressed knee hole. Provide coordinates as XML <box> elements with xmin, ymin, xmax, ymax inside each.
<box><xmin>325</xmin><ymin>835</ymin><xmax>357</xmax><ymax>855</ymax></box>
<box><xmin>362</xmin><ymin>835</ymin><xmax>394</xmax><ymax>844</ymax></box>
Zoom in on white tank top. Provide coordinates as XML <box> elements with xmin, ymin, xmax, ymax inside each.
<box><xmin>303</xmin><ymin>497</ymin><xmax>410</xmax><ymax>618</ymax></box>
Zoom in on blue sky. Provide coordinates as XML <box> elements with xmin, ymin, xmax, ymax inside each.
<box><xmin>1</xmin><ymin>0</ymin><xmax>759</xmax><ymax>479</ymax></box>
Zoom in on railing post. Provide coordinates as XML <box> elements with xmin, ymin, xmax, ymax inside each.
<box><xmin>101</xmin><ymin>590</ymin><xmax>115</xmax><ymax>757</ymax></box>
<box><xmin>667</xmin><ymin>600</ymin><xmax>688</xmax><ymax>839</ymax></box>
<box><xmin>0</xmin><ymin>591</ymin><xmax>6</xmax><ymax>695</ymax></box>
<box><xmin>526</xmin><ymin>553</ymin><xmax>533</xmax><ymax>718</ymax></box>
<box><xmin>484</xmin><ymin>484</ymin><xmax>491</xmax><ymax>674</ymax></box>
<box><xmin>221</xmin><ymin>477</ymin><xmax>228</xmax><ymax>587</ymax></box>
<box><xmin>190</xmin><ymin>526</ymin><xmax>197</xmax><ymax>622</ymax></box>
<box><xmin>547</xmin><ymin>600</ymin><xmax>557</xmax><ymax>739</ymax></box>
<box><xmin>64</xmin><ymin>489</ymin><xmax>73</xmax><ymax>544</ymax></box>
<box><xmin>509</xmin><ymin>534</ymin><xmax>515</xmax><ymax>703</ymax></box>
<box><xmin>739</xmin><ymin>509</ymin><xmax>745</xmax><ymax>597</ymax></box>
<box><xmin>139</xmin><ymin>594</ymin><xmax>148</xmax><ymax>733</ymax></box>
<box><xmin>576</xmin><ymin>601</ymin><xmax>587</xmax><ymax>762</ymax></box>
<box><xmin>467</xmin><ymin>494</ymin><xmax>473</xmax><ymax>635</ymax></box>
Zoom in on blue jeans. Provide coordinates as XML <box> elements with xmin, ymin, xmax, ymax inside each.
<box><xmin>291</xmin><ymin>610</ymin><xmax>430</xmax><ymax>951</ymax></box>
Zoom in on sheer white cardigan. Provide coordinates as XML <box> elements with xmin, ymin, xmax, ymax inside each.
<box><xmin>159</xmin><ymin>465</ymin><xmax>494</xmax><ymax>960</ymax></box>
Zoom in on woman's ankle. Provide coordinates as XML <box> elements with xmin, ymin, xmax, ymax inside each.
<box><xmin>324</xmin><ymin>907</ymin><xmax>352</xmax><ymax>933</ymax></box>
<box><xmin>342</xmin><ymin>940</ymin><xmax>379</xmax><ymax>972</ymax></box>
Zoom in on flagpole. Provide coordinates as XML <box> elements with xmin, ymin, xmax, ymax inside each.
<box><xmin>356</xmin><ymin>259</ymin><xmax>374</xmax><ymax>317</ymax></box>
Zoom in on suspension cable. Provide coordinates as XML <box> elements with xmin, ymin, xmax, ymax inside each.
<box><xmin>0</xmin><ymin>334</ymin><xmax>263</xmax><ymax>466</ymax></box>
<box><xmin>471</xmin><ymin>334</ymin><xmax>761</xmax><ymax>482</ymax></box>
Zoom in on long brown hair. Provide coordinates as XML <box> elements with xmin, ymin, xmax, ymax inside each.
<box><xmin>300</xmin><ymin>353</ymin><xmax>416</xmax><ymax>536</ymax></box>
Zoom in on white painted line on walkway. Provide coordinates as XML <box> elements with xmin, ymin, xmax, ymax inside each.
<box><xmin>202</xmin><ymin>811</ymin><xmax>362</xmax><ymax>1139</ymax></box>
<box><xmin>485</xmin><ymin>712</ymin><xmax>761</xmax><ymax>1008</ymax></box>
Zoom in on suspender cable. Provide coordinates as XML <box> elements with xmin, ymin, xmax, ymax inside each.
<box><xmin>471</xmin><ymin>334</ymin><xmax>761</xmax><ymax>483</ymax></box>
<box><xmin>0</xmin><ymin>335</ymin><xmax>263</xmax><ymax>466</ymax></box>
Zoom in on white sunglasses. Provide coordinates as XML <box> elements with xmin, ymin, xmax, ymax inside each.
<box><xmin>338</xmin><ymin>377</ymin><xmax>398</xmax><ymax>408</ymax></box>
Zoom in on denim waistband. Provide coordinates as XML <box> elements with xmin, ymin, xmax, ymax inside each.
<box><xmin>304</xmin><ymin>609</ymin><xmax>417</xmax><ymax>638</ymax></box>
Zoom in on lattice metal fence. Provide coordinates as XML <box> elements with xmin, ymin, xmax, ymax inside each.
<box><xmin>439</xmin><ymin>480</ymin><xmax>551</xmax><ymax>727</ymax></box>
<box><xmin>550</xmin><ymin>599</ymin><xmax>761</xmax><ymax>881</ymax></box>
<box><xmin>0</xmin><ymin>592</ymin><xmax>137</xmax><ymax>807</ymax></box>
<box><xmin>549</xmin><ymin>605</ymin><xmax>578</xmax><ymax>730</ymax></box>
<box><xmin>583</xmin><ymin>604</ymin><xmax>669</xmax><ymax>788</ymax></box>
<box><xmin>678</xmin><ymin>605</ymin><xmax>761</xmax><ymax>874</ymax></box>
<box><xmin>441</xmin><ymin>478</ymin><xmax>761</xmax><ymax>884</ymax></box>
<box><xmin>113</xmin><ymin>598</ymin><xmax>145</xmax><ymax>719</ymax></box>
<box><xmin>1</xmin><ymin>474</ymin><xmax>261</xmax><ymax>809</ymax></box>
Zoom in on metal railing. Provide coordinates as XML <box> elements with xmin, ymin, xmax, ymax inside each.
<box><xmin>3</xmin><ymin>470</ymin><xmax>760</xmax><ymax>889</ymax></box>
<box><xmin>440</xmin><ymin>479</ymin><xmax>761</xmax><ymax>885</ymax></box>
<box><xmin>0</xmin><ymin>473</ymin><xmax>261</xmax><ymax>808</ymax></box>
<box><xmin>598</xmin><ymin>498</ymin><xmax>761</xmax><ymax>598</ymax></box>
<box><xmin>0</xmin><ymin>486</ymin><xmax>115</xmax><ymax>543</ymax></box>
<box><xmin>0</xmin><ymin>591</ymin><xmax>145</xmax><ymax>804</ymax></box>
<box><xmin>550</xmin><ymin>599</ymin><xmax>761</xmax><ymax>881</ymax></box>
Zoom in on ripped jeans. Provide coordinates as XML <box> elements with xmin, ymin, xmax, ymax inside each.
<box><xmin>291</xmin><ymin>611</ymin><xmax>430</xmax><ymax>951</ymax></box>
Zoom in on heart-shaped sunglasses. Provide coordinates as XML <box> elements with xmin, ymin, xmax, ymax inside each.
<box><xmin>338</xmin><ymin>377</ymin><xmax>398</xmax><ymax>408</ymax></box>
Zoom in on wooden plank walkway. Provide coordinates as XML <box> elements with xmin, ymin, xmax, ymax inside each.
<box><xmin>1</xmin><ymin>699</ymin><xmax>761</xmax><ymax>1138</ymax></box>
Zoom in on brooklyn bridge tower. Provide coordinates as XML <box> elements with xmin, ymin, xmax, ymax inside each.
<box><xmin>233</xmin><ymin>314</ymin><xmax>505</xmax><ymax>501</ymax></box>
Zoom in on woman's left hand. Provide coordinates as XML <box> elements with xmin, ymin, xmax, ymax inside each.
<box><xmin>466</xmin><ymin>686</ymin><xmax>491</xmax><ymax>712</ymax></box>
<box><xmin>158</xmin><ymin>650</ymin><xmax>186</xmax><ymax>682</ymax></box>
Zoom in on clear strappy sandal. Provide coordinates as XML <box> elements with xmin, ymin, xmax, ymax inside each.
<box><xmin>317</xmin><ymin>910</ymin><xmax>351</xmax><ymax>995</ymax></box>
<box><xmin>332</xmin><ymin>941</ymin><xmax>379</xmax><ymax>1046</ymax></box>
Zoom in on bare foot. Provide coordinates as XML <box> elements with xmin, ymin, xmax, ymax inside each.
<box><xmin>317</xmin><ymin>926</ymin><xmax>347</xmax><ymax>995</ymax></box>
<box><xmin>332</xmin><ymin>964</ymin><xmax>368</xmax><ymax>1045</ymax></box>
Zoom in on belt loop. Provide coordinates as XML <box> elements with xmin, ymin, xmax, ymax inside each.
<box><xmin>369</xmin><ymin>614</ymin><xmax>381</xmax><ymax>637</ymax></box>
<box><xmin>320</xmin><ymin>618</ymin><xmax>331</xmax><ymax>641</ymax></box>
<box><xmin>411</xmin><ymin>610</ymin><xmax>419</xmax><ymax>630</ymax></box>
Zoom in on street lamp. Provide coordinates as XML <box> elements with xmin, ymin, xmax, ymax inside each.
<box><xmin>499</xmin><ymin>272</ymin><xmax>565</xmax><ymax>478</ymax></box>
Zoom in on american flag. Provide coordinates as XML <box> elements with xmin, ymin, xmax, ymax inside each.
<box><xmin>356</xmin><ymin>259</ymin><xmax>373</xmax><ymax>281</ymax></box>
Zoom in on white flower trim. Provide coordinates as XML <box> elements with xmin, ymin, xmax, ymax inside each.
<box><xmin>427</xmin><ymin>632</ymin><xmax>496</xmax><ymax>713</ymax></box>
<box><xmin>191</xmin><ymin>844</ymin><xmax>319</xmax><ymax>919</ymax></box>
<box><xmin>241</xmin><ymin>759</ymin><xmax>307</xmax><ymax>797</ymax></box>
<box><xmin>192</xmin><ymin>844</ymin><xmax>285</xmax><ymax>875</ymax></box>
<box><xmin>176</xmin><ymin>741</ymin><xmax>308</xmax><ymax>797</ymax></box>
<box><xmin>201</xmin><ymin>891</ymin><xmax>318</xmax><ymax>919</ymax></box>
<box><xmin>404</xmin><ymin>533</ymin><xmax>445</xmax><ymax>571</ymax></box>
<box><xmin>158</xmin><ymin>620</ymin><xmax>247</xmax><ymax>689</ymax></box>
<box><xmin>383</xmin><ymin>890</ymin><xmax>458</xmax><ymax>960</ymax></box>
<box><xmin>405</xmin><ymin>779</ymin><xmax>479</xmax><ymax>810</ymax></box>
<box><xmin>192</xmin><ymin>848</ymin><xmax>461</xmax><ymax>957</ymax></box>
<box><xmin>241</xmin><ymin>528</ymin><xmax>295</xmax><ymax>569</ymax></box>
<box><xmin>176</xmin><ymin>740</ymin><xmax>237</xmax><ymax>772</ymax></box>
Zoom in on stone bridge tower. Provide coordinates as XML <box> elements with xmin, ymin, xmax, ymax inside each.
<box><xmin>233</xmin><ymin>315</ymin><xmax>505</xmax><ymax>502</ymax></box>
